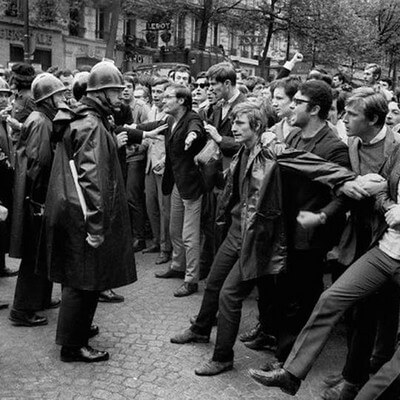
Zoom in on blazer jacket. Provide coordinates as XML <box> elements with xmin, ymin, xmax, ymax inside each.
<box><xmin>136</xmin><ymin>110</ymin><xmax>207</xmax><ymax>200</ymax></box>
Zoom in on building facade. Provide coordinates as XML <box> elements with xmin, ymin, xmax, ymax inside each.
<box><xmin>0</xmin><ymin>0</ymin><xmax>288</xmax><ymax>77</ymax></box>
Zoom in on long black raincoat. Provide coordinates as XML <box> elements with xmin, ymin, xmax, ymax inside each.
<box><xmin>42</xmin><ymin>97</ymin><xmax>137</xmax><ymax>291</ymax></box>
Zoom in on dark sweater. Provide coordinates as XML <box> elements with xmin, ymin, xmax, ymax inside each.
<box><xmin>359</xmin><ymin>138</ymin><xmax>386</xmax><ymax>176</ymax></box>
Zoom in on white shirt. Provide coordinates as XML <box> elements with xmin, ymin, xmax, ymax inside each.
<box><xmin>379</xmin><ymin>179</ymin><xmax>400</xmax><ymax>260</ymax></box>
<box><xmin>222</xmin><ymin>89</ymin><xmax>240</xmax><ymax>120</ymax></box>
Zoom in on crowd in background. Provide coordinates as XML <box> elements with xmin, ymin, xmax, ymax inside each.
<box><xmin>0</xmin><ymin>53</ymin><xmax>400</xmax><ymax>400</ymax></box>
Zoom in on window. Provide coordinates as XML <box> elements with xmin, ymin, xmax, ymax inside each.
<box><xmin>124</xmin><ymin>18</ymin><xmax>136</xmax><ymax>37</ymax></box>
<box><xmin>193</xmin><ymin>18</ymin><xmax>201</xmax><ymax>47</ymax></box>
<box><xmin>69</xmin><ymin>2</ymin><xmax>85</xmax><ymax>37</ymax></box>
<box><xmin>5</xmin><ymin>0</ymin><xmax>21</xmax><ymax>17</ymax></box>
<box><xmin>213</xmin><ymin>23</ymin><xmax>218</xmax><ymax>47</ymax></box>
<box><xmin>95</xmin><ymin>8</ymin><xmax>106</xmax><ymax>39</ymax></box>
<box><xmin>177</xmin><ymin>13</ymin><xmax>185</xmax><ymax>47</ymax></box>
<box><xmin>10</xmin><ymin>44</ymin><xmax>51</xmax><ymax>71</ymax></box>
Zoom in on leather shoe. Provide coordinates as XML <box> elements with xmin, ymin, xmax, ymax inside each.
<box><xmin>143</xmin><ymin>244</ymin><xmax>160</xmax><ymax>254</ymax></box>
<box><xmin>98</xmin><ymin>289</ymin><xmax>124</xmax><ymax>303</ymax></box>
<box><xmin>44</xmin><ymin>298</ymin><xmax>61</xmax><ymax>309</ymax></box>
<box><xmin>133</xmin><ymin>239</ymin><xmax>146</xmax><ymax>252</ymax></box>
<box><xmin>155</xmin><ymin>268</ymin><xmax>184</xmax><ymax>279</ymax></box>
<box><xmin>260</xmin><ymin>359</ymin><xmax>283</xmax><ymax>372</ymax></box>
<box><xmin>9</xmin><ymin>309</ymin><xmax>48</xmax><ymax>327</ymax></box>
<box><xmin>239</xmin><ymin>323</ymin><xmax>261</xmax><ymax>342</ymax></box>
<box><xmin>320</xmin><ymin>379</ymin><xmax>360</xmax><ymax>400</ymax></box>
<box><xmin>155</xmin><ymin>251</ymin><xmax>172</xmax><ymax>265</ymax></box>
<box><xmin>170</xmin><ymin>328</ymin><xmax>209</xmax><ymax>344</ymax></box>
<box><xmin>195</xmin><ymin>359</ymin><xmax>233</xmax><ymax>376</ymax></box>
<box><xmin>174</xmin><ymin>282</ymin><xmax>198</xmax><ymax>297</ymax></box>
<box><xmin>88</xmin><ymin>325</ymin><xmax>99</xmax><ymax>339</ymax></box>
<box><xmin>244</xmin><ymin>332</ymin><xmax>277</xmax><ymax>351</ymax></box>
<box><xmin>0</xmin><ymin>300</ymin><xmax>8</xmax><ymax>310</ymax></box>
<box><xmin>0</xmin><ymin>267</ymin><xmax>18</xmax><ymax>277</ymax></box>
<box><xmin>249</xmin><ymin>367</ymin><xmax>301</xmax><ymax>396</ymax></box>
<box><xmin>60</xmin><ymin>345</ymin><xmax>109</xmax><ymax>363</ymax></box>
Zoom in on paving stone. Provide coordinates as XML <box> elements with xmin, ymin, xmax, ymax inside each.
<box><xmin>0</xmin><ymin>254</ymin><xmax>347</xmax><ymax>399</ymax></box>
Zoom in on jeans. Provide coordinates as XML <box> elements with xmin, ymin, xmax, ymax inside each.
<box><xmin>191</xmin><ymin>228</ymin><xmax>241</xmax><ymax>337</ymax></box>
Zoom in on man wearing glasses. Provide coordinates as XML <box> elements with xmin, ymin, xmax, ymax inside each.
<box><xmin>255</xmin><ymin>80</ymin><xmax>352</xmax><ymax>370</ymax></box>
<box><xmin>192</xmin><ymin>72</ymin><xmax>209</xmax><ymax>113</ymax></box>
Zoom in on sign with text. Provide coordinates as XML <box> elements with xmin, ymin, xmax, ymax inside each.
<box><xmin>0</xmin><ymin>28</ymin><xmax>52</xmax><ymax>46</ymax></box>
<box><xmin>146</xmin><ymin>21</ymin><xmax>171</xmax><ymax>31</ymax></box>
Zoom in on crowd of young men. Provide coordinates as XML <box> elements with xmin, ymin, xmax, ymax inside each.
<box><xmin>0</xmin><ymin>55</ymin><xmax>400</xmax><ymax>400</ymax></box>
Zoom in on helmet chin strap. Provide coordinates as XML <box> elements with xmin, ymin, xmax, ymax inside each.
<box><xmin>99</xmin><ymin>90</ymin><xmax>116</xmax><ymax>112</ymax></box>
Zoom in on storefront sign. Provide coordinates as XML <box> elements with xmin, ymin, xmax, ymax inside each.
<box><xmin>0</xmin><ymin>27</ymin><xmax>52</xmax><ymax>46</ymax></box>
<box><xmin>146</xmin><ymin>21</ymin><xmax>171</xmax><ymax>31</ymax></box>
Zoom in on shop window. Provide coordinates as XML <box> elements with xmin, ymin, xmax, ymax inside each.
<box><xmin>10</xmin><ymin>44</ymin><xmax>51</xmax><ymax>71</ymax></box>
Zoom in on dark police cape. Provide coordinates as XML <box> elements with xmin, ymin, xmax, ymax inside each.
<box><xmin>40</xmin><ymin>98</ymin><xmax>137</xmax><ymax>291</ymax></box>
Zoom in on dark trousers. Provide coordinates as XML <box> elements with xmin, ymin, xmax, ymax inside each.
<box><xmin>284</xmin><ymin>246</ymin><xmax>400</xmax><ymax>381</ymax></box>
<box><xmin>56</xmin><ymin>286</ymin><xmax>99</xmax><ymax>347</ymax></box>
<box><xmin>199</xmin><ymin>190</ymin><xmax>218</xmax><ymax>279</ymax></box>
<box><xmin>126</xmin><ymin>159</ymin><xmax>146</xmax><ymax>241</ymax></box>
<box><xmin>355</xmin><ymin>348</ymin><xmax>400</xmax><ymax>400</ymax></box>
<box><xmin>342</xmin><ymin>283</ymin><xmax>399</xmax><ymax>385</ymax></box>
<box><xmin>13</xmin><ymin>255</ymin><xmax>52</xmax><ymax>311</ymax></box>
<box><xmin>258</xmin><ymin>249</ymin><xmax>325</xmax><ymax>362</ymax></box>
<box><xmin>212</xmin><ymin>263</ymin><xmax>272</xmax><ymax>362</ymax></box>
<box><xmin>191</xmin><ymin>228</ymin><xmax>240</xmax><ymax>337</ymax></box>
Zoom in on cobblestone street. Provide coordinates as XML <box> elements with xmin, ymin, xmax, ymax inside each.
<box><xmin>0</xmin><ymin>253</ymin><xmax>346</xmax><ymax>400</ymax></box>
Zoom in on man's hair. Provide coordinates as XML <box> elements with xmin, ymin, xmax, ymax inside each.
<box><xmin>307</xmin><ymin>69</ymin><xmax>332</xmax><ymax>86</ymax></box>
<box><xmin>231</xmin><ymin>101</ymin><xmax>267</xmax><ymax>135</ymax></box>
<box><xmin>337</xmin><ymin>90</ymin><xmax>351</xmax><ymax>116</ymax></box>
<box><xmin>56</xmin><ymin>69</ymin><xmax>73</xmax><ymax>79</ymax></box>
<box><xmin>333</xmin><ymin>72</ymin><xmax>346</xmax><ymax>84</ymax></box>
<box><xmin>151</xmin><ymin>77</ymin><xmax>169</xmax><ymax>88</ymax></box>
<box><xmin>167</xmin><ymin>83</ymin><xmax>192</xmax><ymax>110</ymax></box>
<box><xmin>365</xmin><ymin>63</ymin><xmax>381</xmax><ymax>80</ymax></box>
<box><xmin>135</xmin><ymin>85</ymin><xmax>150</xmax><ymax>100</ymax></box>
<box><xmin>206</xmin><ymin>62</ymin><xmax>236</xmax><ymax>86</ymax></box>
<box><xmin>196</xmin><ymin>71</ymin><xmax>207</xmax><ymax>80</ymax></box>
<box><xmin>123</xmin><ymin>75</ymin><xmax>136</xmax><ymax>88</ymax></box>
<box><xmin>175</xmin><ymin>66</ymin><xmax>190</xmax><ymax>75</ymax></box>
<box><xmin>299</xmin><ymin>80</ymin><xmax>333</xmax><ymax>120</ymax></box>
<box><xmin>380</xmin><ymin>77</ymin><xmax>393</xmax><ymax>89</ymax></box>
<box><xmin>347</xmin><ymin>87</ymin><xmax>388</xmax><ymax>126</ymax></box>
<box><xmin>272</xmin><ymin>77</ymin><xmax>301</xmax><ymax>100</ymax></box>
<box><xmin>173</xmin><ymin>66</ymin><xmax>191</xmax><ymax>84</ymax></box>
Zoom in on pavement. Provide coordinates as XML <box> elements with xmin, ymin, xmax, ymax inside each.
<box><xmin>0</xmin><ymin>252</ymin><xmax>346</xmax><ymax>400</ymax></box>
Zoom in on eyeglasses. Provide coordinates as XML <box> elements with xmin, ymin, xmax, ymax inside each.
<box><xmin>193</xmin><ymin>83</ymin><xmax>209</xmax><ymax>89</ymax></box>
<box><xmin>292</xmin><ymin>98</ymin><xmax>311</xmax><ymax>105</ymax></box>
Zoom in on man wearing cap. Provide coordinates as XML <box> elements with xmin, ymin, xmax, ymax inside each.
<box><xmin>7</xmin><ymin>63</ymin><xmax>36</xmax><ymax>148</ymax></box>
<box><xmin>8</xmin><ymin>73</ymin><xmax>66</xmax><ymax>327</ymax></box>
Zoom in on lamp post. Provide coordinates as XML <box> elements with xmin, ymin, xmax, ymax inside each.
<box><xmin>22</xmin><ymin>0</ymin><xmax>31</xmax><ymax>64</ymax></box>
